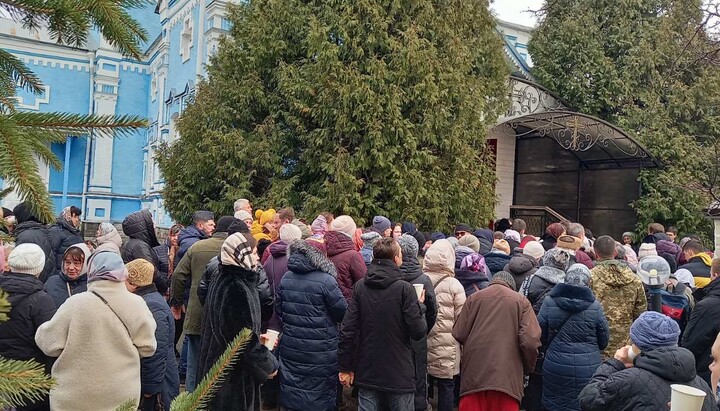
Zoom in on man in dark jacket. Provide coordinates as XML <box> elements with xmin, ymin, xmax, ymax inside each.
<box><xmin>0</xmin><ymin>243</ymin><xmax>57</xmax><ymax>411</ymax></box>
<box><xmin>48</xmin><ymin>205</ymin><xmax>83</xmax><ymax>270</ymax></box>
<box><xmin>338</xmin><ymin>237</ymin><xmax>427</xmax><ymax>410</ymax></box>
<box><xmin>579</xmin><ymin>311</ymin><xmax>716</xmax><ymax>411</ymax></box>
<box><xmin>682</xmin><ymin>257</ymin><xmax>720</xmax><ymax>385</ymax></box>
<box><xmin>177</xmin><ymin>210</ymin><xmax>215</xmax><ymax>262</ymax></box>
<box><xmin>126</xmin><ymin>259</ymin><xmax>179</xmax><ymax>411</ymax></box>
<box><xmin>121</xmin><ymin>209</ymin><xmax>166</xmax><ymax>294</ymax></box>
<box><xmin>397</xmin><ymin>234</ymin><xmax>438</xmax><ymax>411</ymax></box>
<box><xmin>170</xmin><ymin>215</ymin><xmax>231</xmax><ymax>392</ymax></box>
<box><xmin>13</xmin><ymin>202</ymin><xmax>55</xmax><ymax>282</ymax></box>
<box><xmin>680</xmin><ymin>239</ymin><xmax>713</xmax><ymax>290</ymax></box>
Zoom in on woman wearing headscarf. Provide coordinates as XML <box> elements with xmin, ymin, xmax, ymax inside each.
<box><xmin>94</xmin><ymin>222</ymin><xmax>123</xmax><ymax>256</ymax></box>
<box><xmin>35</xmin><ymin>251</ymin><xmax>157</xmax><ymax>411</ymax></box>
<box><xmin>197</xmin><ymin>233</ymin><xmax>278</xmax><ymax>410</ymax></box>
<box><xmin>44</xmin><ymin>243</ymin><xmax>91</xmax><ymax>307</ymax></box>
<box><xmin>424</xmin><ymin>239</ymin><xmax>466</xmax><ymax>411</ymax></box>
<box><xmin>537</xmin><ymin>264</ymin><xmax>609</xmax><ymax>411</ymax></box>
<box><xmin>48</xmin><ymin>206</ymin><xmax>84</xmax><ymax>270</ymax></box>
<box><xmin>541</xmin><ymin>223</ymin><xmax>566</xmax><ymax>251</ymax></box>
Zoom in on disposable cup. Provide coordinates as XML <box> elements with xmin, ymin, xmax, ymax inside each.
<box><xmin>670</xmin><ymin>384</ymin><xmax>706</xmax><ymax>411</ymax></box>
<box><xmin>413</xmin><ymin>284</ymin><xmax>424</xmax><ymax>299</ymax></box>
<box><xmin>264</xmin><ymin>329</ymin><xmax>280</xmax><ymax>350</ymax></box>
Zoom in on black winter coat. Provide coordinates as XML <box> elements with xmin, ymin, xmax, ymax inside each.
<box><xmin>682</xmin><ymin>277</ymin><xmax>720</xmax><ymax>385</ymax></box>
<box><xmin>136</xmin><ymin>285</ymin><xmax>179</xmax><ymax>409</ymax></box>
<box><xmin>154</xmin><ymin>243</ymin><xmax>171</xmax><ymax>278</ymax></box>
<box><xmin>578</xmin><ymin>347</ymin><xmax>716</xmax><ymax>411</ymax></box>
<box><xmin>48</xmin><ymin>219</ymin><xmax>83</xmax><ymax>270</ymax></box>
<box><xmin>522</xmin><ymin>266</ymin><xmax>565</xmax><ymax>314</ymax></box>
<box><xmin>504</xmin><ymin>254</ymin><xmax>538</xmax><ymax>291</ymax></box>
<box><xmin>44</xmin><ymin>272</ymin><xmax>87</xmax><ymax>308</ymax></box>
<box><xmin>276</xmin><ymin>241</ymin><xmax>347</xmax><ymax>411</ymax></box>
<box><xmin>484</xmin><ymin>252</ymin><xmax>512</xmax><ymax>277</ymax></box>
<box><xmin>0</xmin><ymin>273</ymin><xmax>56</xmax><ymax>411</ymax></box>
<box><xmin>121</xmin><ymin>210</ymin><xmax>167</xmax><ymax>295</ymax></box>
<box><xmin>14</xmin><ymin>222</ymin><xmax>55</xmax><ymax>283</ymax></box>
<box><xmin>198</xmin><ymin>264</ymin><xmax>278</xmax><ymax>411</ymax></box>
<box><xmin>338</xmin><ymin>259</ymin><xmax>427</xmax><ymax>394</ymax></box>
<box><xmin>680</xmin><ymin>255</ymin><xmax>712</xmax><ymax>283</ymax></box>
<box><xmin>538</xmin><ymin>284</ymin><xmax>609</xmax><ymax>411</ymax></box>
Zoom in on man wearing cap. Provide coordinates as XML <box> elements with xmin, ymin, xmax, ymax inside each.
<box><xmin>579</xmin><ymin>312</ymin><xmax>716</xmax><ymax>410</ymax></box>
<box><xmin>453</xmin><ymin>271</ymin><xmax>541</xmax><ymax>411</ymax></box>
<box><xmin>127</xmin><ymin>259</ymin><xmax>179</xmax><ymax>410</ymax></box>
<box><xmin>454</xmin><ymin>224</ymin><xmax>473</xmax><ymax>240</ymax></box>
<box><xmin>171</xmin><ymin>215</ymin><xmax>233</xmax><ymax>391</ymax></box>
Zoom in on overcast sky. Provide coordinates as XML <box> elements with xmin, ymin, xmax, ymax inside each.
<box><xmin>491</xmin><ymin>0</ymin><xmax>544</xmax><ymax>27</ymax></box>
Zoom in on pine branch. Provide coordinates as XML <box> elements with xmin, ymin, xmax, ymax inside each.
<box><xmin>0</xmin><ymin>49</ymin><xmax>43</xmax><ymax>95</ymax></box>
<box><xmin>114</xmin><ymin>398</ymin><xmax>138</xmax><ymax>411</ymax></box>
<box><xmin>0</xmin><ymin>357</ymin><xmax>53</xmax><ymax>409</ymax></box>
<box><xmin>170</xmin><ymin>329</ymin><xmax>252</xmax><ymax>411</ymax></box>
<box><xmin>7</xmin><ymin>112</ymin><xmax>147</xmax><ymax>138</ymax></box>
<box><xmin>0</xmin><ymin>291</ymin><xmax>9</xmax><ymax>323</ymax></box>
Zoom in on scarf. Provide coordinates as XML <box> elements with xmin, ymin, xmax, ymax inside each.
<box><xmin>87</xmin><ymin>251</ymin><xmax>128</xmax><ymax>283</ymax></box>
<box><xmin>221</xmin><ymin>233</ymin><xmax>257</xmax><ymax>271</ymax></box>
<box><xmin>460</xmin><ymin>253</ymin><xmax>488</xmax><ymax>274</ymax></box>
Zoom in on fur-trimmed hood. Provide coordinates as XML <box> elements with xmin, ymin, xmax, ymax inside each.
<box><xmin>287</xmin><ymin>240</ymin><xmax>337</xmax><ymax>277</ymax></box>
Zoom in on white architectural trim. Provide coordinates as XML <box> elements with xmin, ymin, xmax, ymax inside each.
<box><xmin>15</xmin><ymin>84</ymin><xmax>50</xmax><ymax>110</ymax></box>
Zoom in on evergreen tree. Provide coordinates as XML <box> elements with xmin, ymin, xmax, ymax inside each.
<box><xmin>529</xmin><ymin>0</ymin><xmax>717</xmax><ymax>237</ymax></box>
<box><xmin>158</xmin><ymin>0</ymin><xmax>508</xmax><ymax>230</ymax></box>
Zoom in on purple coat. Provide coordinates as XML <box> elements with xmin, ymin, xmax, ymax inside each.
<box><xmin>325</xmin><ymin>231</ymin><xmax>367</xmax><ymax>300</ymax></box>
<box><xmin>263</xmin><ymin>240</ymin><xmax>290</xmax><ymax>331</ymax></box>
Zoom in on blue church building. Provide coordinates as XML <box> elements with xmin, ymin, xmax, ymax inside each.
<box><xmin>0</xmin><ymin>2</ymin><xmax>532</xmax><ymax>227</ymax></box>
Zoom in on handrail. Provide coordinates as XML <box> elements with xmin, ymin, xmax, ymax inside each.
<box><xmin>509</xmin><ymin>205</ymin><xmax>571</xmax><ymax>224</ymax></box>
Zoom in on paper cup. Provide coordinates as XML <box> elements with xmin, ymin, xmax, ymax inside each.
<box><xmin>264</xmin><ymin>329</ymin><xmax>280</xmax><ymax>350</ymax></box>
<box><xmin>413</xmin><ymin>284</ymin><xmax>424</xmax><ymax>299</ymax></box>
<box><xmin>670</xmin><ymin>384</ymin><xmax>706</xmax><ymax>411</ymax></box>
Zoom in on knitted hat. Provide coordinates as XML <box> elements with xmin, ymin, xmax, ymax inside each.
<box><xmin>372</xmin><ymin>216</ymin><xmax>391</xmax><ymax>234</ymax></box>
<box><xmin>330</xmin><ymin>215</ymin><xmax>357</xmax><ymax>238</ymax></box>
<box><xmin>259</xmin><ymin>209</ymin><xmax>276</xmax><ymax>226</ymax></box>
<box><xmin>458</xmin><ymin>234</ymin><xmax>480</xmax><ymax>253</ymax></box>
<box><xmin>8</xmin><ymin>243</ymin><xmax>45</xmax><ymax>276</ymax></box>
<box><xmin>397</xmin><ymin>234</ymin><xmax>419</xmax><ymax>258</ymax></box>
<box><xmin>126</xmin><ymin>259</ymin><xmax>155</xmax><ymax>287</ymax></box>
<box><xmin>622</xmin><ymin>232</ymin><xmax>635</xmax><ymax>242</ymax></box>
<box><xmin>430</xmin><ymin>232</ymin><xmax>447</xmax><ymax>242</ymax></box>
<box><xmin>504</xmin><ymin>229</ymin><xmax>522</xmax><ymax>243</ymax></box>
<box><xmin>557</xmin><ymin>235</ymin><xmax>582</xmax><ymax>251</ymax></box>
<box><xmin>228</xmin><ymin>219</ymin><xmax>250</xmax><ymax>235</ymax></box>
<box><xmin>361</xmin><ymin>231</ymin><xmax>382</xmax><ymax>248</ymax></box>
<box><xmin>234</xmin><ymin>210</ymin><xmax>252</xmax><ymax>222</ymax></box>
<box><xmin>492</xmin><ymin>239</ymin><xmax>511</xmax><ymax>255</ymax></box>
<box><xmin>638</xmin><ymin>243</ymin><xmax>658</xmax><ymax>259</ymax></box>
<box><xmin>311</xmin><ymin>215</ymin><xmax>328</xmax><ymax>235</ymax></box>
<box><xmin>630</xmin><ymin>311</ymin><xmax>681</xmax><ymax>351</ymax></box>
<box><xmin>523</xmin><ymin>241</ymin><xmax>545</xmax><ymax>260</ymax></box>
<box><xmin>280</xmin><ymin>223</ymin><xmax>303</xmax><ymax>242</ymax></box>
<box><xmin>454</xmin><ymin>224</ymin><xmax>473</xmax><ymax>234</ymax></box>
<box><xmin>215</xmin><ymin>216</ymin><xmax>235</xmax><ymax>233</ymax></box>
<box><xmin>542</xmin><ymin>248</ymin><xmax>571</xmax><ymax>271</ymax></box>
<box><xmin>491</xmin><ymin>271</ymin><xmax>516</xmax><ymax>291</ymax></box>
<box><xmin>565</xmin><ymin>263</ymin><xmax>591</xmax><ymax>287</ymax></box>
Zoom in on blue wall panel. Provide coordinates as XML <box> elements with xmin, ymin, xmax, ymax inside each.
<box><xmin>111</xmin><ymin>198</ymin><xmax>142</xmax><ymax>221</ymax></box>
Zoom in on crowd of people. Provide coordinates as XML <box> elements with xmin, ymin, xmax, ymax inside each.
<box><xmin>2</xmin><ymin>200</ymin><xmax>720</xmax><ymax>411</ymax></box>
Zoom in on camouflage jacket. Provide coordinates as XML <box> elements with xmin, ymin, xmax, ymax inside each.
<box><xmin>590</xmin><ymin>260</ymin><xmax>647</xmax><ymax>359</ymax></box>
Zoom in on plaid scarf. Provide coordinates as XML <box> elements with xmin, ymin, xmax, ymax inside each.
<box><xmin>221</xmin><ymin>233</ymin><xmax>257</xmax><ymax>271</ymax></box>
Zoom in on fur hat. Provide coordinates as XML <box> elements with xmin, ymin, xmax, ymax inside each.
<box><xmin>280</xmin><ymin>223</ymin><xmax>303</xmax><ymax>242</ymax></box>
<box><xmin>458</xmin><ymin>234</ymin><xmax>480</xmax><ymax>253</ymax></box>
<box><xmin>372</xmin><ymin>216</ymin><xmax>391</xmax><ymax>234</ymax></box>
<box><xmin>523</xmin><ymin>241</ymin><xmax>545</xmax><ymax>260</ymax></box>
<box><xmin>330</xmin><ymin>215</ymin><xmax>357</xmax><ymax>238</ymax></box>
<box><xmin>630</xmin><ymin>311</ymin><xmax>680</xmax><ymax>351</ymax></box>
<box><xmin>492</xmin><ymin>239</ymin><xmax>511</xmax><ymax>255</ymax></box>
<box><xmin>8</xmin><ymin>243</ymin><xmax>45</xmax><ymax>276</ymax></box>
<box><xmin>397</xmin><ymin>234</ymin><xmax>419</xmax><ymax>258</ymax></box>
<box><xmin>491</xmin><ymin>271</ymin><xmax>516</xmax><ymax>291</ymax></box>
<box><xmin>557</xmin><ymin>235</ymin><xmax>582</xmax><ymax>251</ymax></box>
<box><xmin>638</xmin><ymin>243</ymin><xmax>658</xmax><ymax>259</ymax></box>
<box><xmin>126</xmin><ymin>259</ymin><xmax>155</xmax><ymax>287</ymax></box>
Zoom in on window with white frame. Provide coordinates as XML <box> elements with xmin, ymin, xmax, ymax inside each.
<box><xmin>181</xmin><ymin>18</ymin><xmax>193</xmax><ymax>62</ymax></box>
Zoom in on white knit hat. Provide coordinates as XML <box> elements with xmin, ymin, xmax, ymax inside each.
<box><xmin>280</xmin><ymin>223</ymin><xmax>303</xmax><ymax>242</ymax></box>
<box><xmin>523</xmin><ymin>241</ymin><xmax>545</xmax><ymax>260</ymax></box>
<box><xmin>638</xmin><ymin>243</ymin><xmax>658</xmax><ymax>259</ymax></box>
<box><xmin>8</xmin><ymin>243</ymin><xmax>45</xmax><ymax>276</ymax></box>
<box><xmin>234</xmin><ymin>210</ymin><xmax>252</xmax><ymax>221</ymax></box>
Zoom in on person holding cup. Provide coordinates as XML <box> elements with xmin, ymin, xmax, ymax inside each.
<box><xmin>578</xmin><ymin>311</ymin><xmax>716</xmax><ymax>410</ymax></box>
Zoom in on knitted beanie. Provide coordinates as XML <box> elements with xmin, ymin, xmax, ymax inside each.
<box><xmin>638</xmin><ymin>243</ymin><xmax>658</xmax><ymax>259</ymax></box>
<box><xmin>565</xmin><ymin>263</ymin><xmax>591</xmax><ymax>287</ymax></box>
<box><xmin>311</xmin><ymin>215</ymin><xmax>328</xmax><ymax>235</ymax></box>
<box><xmin>361</xmin><ymin>231</ymin><xmax>382</xmax><ymax>248</ymax></box>
<box><xmin>454</xmin><ymin>224</ymin><xmax>473</xmax><ymax>234</ymax></box>
<box><xmin>491</xmin><ymin>271</ymin><xmax>516</xmax><ymax>291</ymax></box>
<box><xmin>458</xmin><ymin>234</ymin><xmax>480</xmax><ymax>253</ymax></box>
<box><xmin>397</xmin><ymin>234</ymin><xmax>419</xmax><ymax>258</ymax></box>
<box><xmin>372</xmin><ymin>216</ymin><xmax>391</xmax><ymax>234</ymax></box>
<box><xmin>523</xmin><ymin>241</ymin><xmax>545</xmax><ymax>260</ymax></box>
<box><xmin>215</xmin><ymin>216</ymin><xmax>235</xmax><ymax>233</ymax></box>
<box><xmin>280</xmin><ymin>223</ymin><xmax>303</xmax><ymax>242</ymax></box>
<box><xmin>234</xmin><ymin>210</ymin><xmax>252</xmax><ymax>222</ymax></box>
<box><xmin>630</xmin><ymin>311</ymin><xmax>680</xmax><ymax>351</ymax></box>
<box><xmin>504</xmin><ymin>229</ymin><xmax>522</xmax><ymax>243</ymax></box>
<box><xmin>330</xmin><ymin>215</ymin><xmax>357</xmax><ymax>238</ymax></box>
<box><xmin>126</xmin><ymin>259</ymin><xmax>155</xmax><ymax>287</ymax></box>
<box><xmin>8</xmin><ymin>243</ymin><xmax>45</xmax><ymax>276</ymax></box>
<box><xmin>542</xmin><ymin>248</ymin><xmax>571</xmax><ymax>271</ymax></box>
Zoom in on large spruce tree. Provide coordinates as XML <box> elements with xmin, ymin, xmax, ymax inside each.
<box><xmin>529</xmin><ymin>0</ymin><xmax>718</xmax><ymax>237</ymax></box>
<box><xmin>157</xmin><ymin>0</ymin><xmax>509</xmax><ymax>229</ymax></box>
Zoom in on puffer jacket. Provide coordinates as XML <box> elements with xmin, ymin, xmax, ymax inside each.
<box><xmin>325</xmin><ymin>231</ymin><xmax>366</xmax><ymax>300</ymax></box>
<box><xmin>14</xmin><ymin>203</ymin><xmax>55</xmax><ymax>283</ymax></box>
<box><xmin>682</xmin><ymin>277</ymin><xmax>720</xmax><ymax>385</ymax></box>
<box><xmin>44</xmin><ymin>243</ymin><xmax>91</xmax><ymax>307</ymax></box>
<box><xmin>578</xmin><ymin>347</ymin><xmax>716</xmax><ymax>411</ymax></box>
<box><xmin>263</xmin><ymin>240</ymin><xmax>291</xmax><ymax>331</ymax></box>
<box><xmin>121</xmin><ymin>210</ymin><xmax>166</xmax><ymax>294</ymax></box>
<box><xmin>538</xmin><ymin>283</ymin><xmax>609</xmax><ymax>411</ymax></box>
<box><xmin>504</xmin><ymin>254</ymin><xmax>538</xmax><ymax>291</ymax></box>
<box><xmin>277</xmin><ymin>241</ymin><xmax>347</xmax><ymax>411</ymax></box>
<box><xmin>49</xmin><ymin>217</ymin><xmax>84</xmax><ymax>269</ymax></box>
<box><xmin>176</xmin><ymin>225</ymin><xmax>207</xmax><ymax>263</ymax></box>
<box><xmin>423</xmin><ymin>239</ymin><xmax>466</xmax><ymax>379</ymax></box>
<box><xmin>484</xmin><ymin>251</ymin><xmax>512</xmax><ymax>276</ymax></box>
<box><xmin>521</xmin><ymin>265</ymin><xmax>565</xmax><ymax>314</ymax></box>
<box><xmin>680</xmin><ymin>254</ymin><xmax>713</xmax><ymax>289</ymax></box>
<box><xmin>590</xmin><ymin>260</ymin><xmax>646</xmax><ymax>359</ymax></box>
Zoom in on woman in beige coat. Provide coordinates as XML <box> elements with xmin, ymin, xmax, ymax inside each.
<box><xmin>423</xmin><ymin>239</ymin><xmax>466</xmax><ymax>411</ymax></box>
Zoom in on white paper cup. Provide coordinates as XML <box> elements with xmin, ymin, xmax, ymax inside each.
<box><xmin>413</xmin><ymin>284</ymin><xmax>424</xmax><ymax>299</ymax></box>
<box><xmin>670</xmin><ymin>384</ymin><xmax>706</xmax><ymax>411</ymax></box>
<box><xmin>264</xmin><ymin>329</ymin><xmax>280</xmax><ymax>350</ymax></box>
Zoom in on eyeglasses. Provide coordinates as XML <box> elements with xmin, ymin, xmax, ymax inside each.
<box><xmin>455</xmin><ymin>231</ymin><xmax>467</xmax><ymax>238</ymax></box>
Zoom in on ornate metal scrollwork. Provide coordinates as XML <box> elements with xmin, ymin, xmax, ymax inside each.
<box><xmin>504</xmin><ymin>77</ymin><xmax>566</xmax><ymax>119</ymax></box>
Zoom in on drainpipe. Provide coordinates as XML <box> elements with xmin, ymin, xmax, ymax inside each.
<box><xmin>81</xmin><ymin>51</ymin><xmax>96</xmax><ymax>217</ymax></box>
<box><xmin>61</xmin><ymin>136</ymin><xmax>73</xmax><ymax>208</ymax></box>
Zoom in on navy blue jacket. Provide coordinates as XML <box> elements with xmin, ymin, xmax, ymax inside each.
<box><xmin>277</xmin><ymin>241</ymin><xmax>347</xmax><ymax>411</ymax></box>
<box><xmin>538</xmin><ymin>283</ymin><xmax>609</xmax><ymax>411</ymax></box>
<box><xmin>44</xmin><ymin>272</ymin><xmax>87</xmax><ymax>308</ymax></box>
<box><xmin>177</xmin><ymin>225</ymin><xmax>207</xmax><ymax>263</ymax></box>
<box><xmin>484</xmin><ymin>252</ymin><xmax>512</xmax><ymax>277</ymax></box>
<box><xmin>136</xmin><ymin>285</ymin><xmax>179</xmax><ymax>409</ymax></box>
